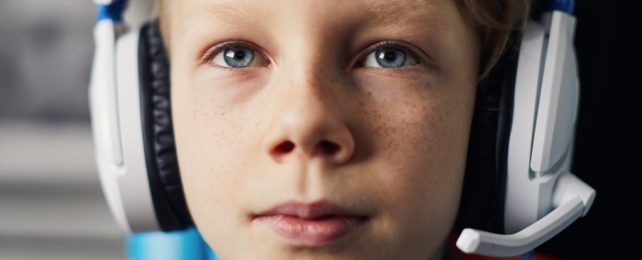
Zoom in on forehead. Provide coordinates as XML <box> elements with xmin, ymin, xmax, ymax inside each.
<box><xmin>174</xmin><ymin>0</ymin><xmax>457</xmax><ymax>28</ymax></box>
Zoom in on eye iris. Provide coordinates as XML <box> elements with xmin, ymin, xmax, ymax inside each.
<box><xmin>223</xmin><ymin>46</ymin><xmax>255</xmax><ymax>68</ymax></box>
<box><xmin>375</xmin><ymin>48</ymin><xmax>406</xmax><ymax>68</ymax></box>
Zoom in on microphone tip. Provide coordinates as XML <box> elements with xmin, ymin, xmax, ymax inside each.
<box><xmin>456</xmin><ymin>228</ymin><xmax>481</xmax><ymax>253</ymax></box>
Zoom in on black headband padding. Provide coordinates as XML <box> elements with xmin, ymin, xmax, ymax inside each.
<box><xmin>455</xmin><ymin>37</ymin><xmax>520</xmax><ymax>234</ymax></box>
<box><xmin>139</xmin><ymin>21</ymin><xmax>193</xmax><ymax>231</ymax></box>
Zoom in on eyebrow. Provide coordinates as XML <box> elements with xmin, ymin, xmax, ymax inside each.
<box><xmin>359</xmin><ymin>0</ymin><xmax>442</xmax><ymax>28</ymax></box>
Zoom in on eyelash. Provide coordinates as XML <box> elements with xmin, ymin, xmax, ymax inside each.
<box><xmin>356</xmin><ymin>40</ymin><xmax>423</xmax><ymax>68</ymax></box>
<box><xmin>200</xmin><ymin>40</ymin><xmax>424</xmax><ymax>68</ymax></box>
<box><xmin>200</xmin><ymin>40</ymin><xmax>266</xmax><ymax>66</ymax></box>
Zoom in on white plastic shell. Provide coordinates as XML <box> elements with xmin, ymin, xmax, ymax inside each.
<box><xmin>504</xmin><ymin>17</ymin><xmax>548</xmax><ymax>234</ymax></box>
<box><xmin>89</xmin><ymin>21</ymin><xmax>160</xmax><ymax>233</ymax></box>
<box><xmin>505</xmin><ymin>10</ymin><xmax>581</xmax><ymax>234</ymax></box>
<box><xmin>114</xmin><ymin>26</ymin><xmax>160</xmax><ymax>232</ymax></box>
<box><xmin>456</xmin><ymin>11</ymin><xmax>595</xmax><ymax>257</ymax></box>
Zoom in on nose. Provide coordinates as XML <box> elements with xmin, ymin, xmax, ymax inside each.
<box><xmin>263</xmin><ymin>71</ymin><xmax>355</xmax><ymax>165</ymax></box>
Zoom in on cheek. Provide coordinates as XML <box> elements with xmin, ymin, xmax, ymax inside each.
<box><xmin>364</xmin><ymin>91</ymin><xmax>468</xmax><ymax>206</ymax></box>
<box><xmin>171</xmin><ymin>71</ymin><xmax>260</xmax><ymax>232</ymax></box>
<box><xmin>353</xmin><ymin>72</ymin><xmax>472</xmax><ymax>176</ymax></box>
<box><xmin>353</xmin><ymin>73</ymin><xmax>473</xmax><ymax>248</ymax></box>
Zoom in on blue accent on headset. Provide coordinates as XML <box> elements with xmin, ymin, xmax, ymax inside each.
<box><xmin>549</xmin><ymin>0</ymin><xmax>575</xmax><ymax>14</ymax></box>
<box><xmin>97</xmin><ymin>0</ymin><xmax>128</xmax><ymax>22</ymax></box>
<box><xmin>128</xmin><ymin>227</ymin><xmax>220</xmax><ymax>260</ymax></box>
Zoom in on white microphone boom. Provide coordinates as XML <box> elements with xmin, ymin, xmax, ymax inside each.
<box><xmin>456</xmin><ymin>173</ymin><xmax>595</xmax><ymax>256</ymax></box>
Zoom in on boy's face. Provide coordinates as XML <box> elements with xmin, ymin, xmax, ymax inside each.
<box><xmin>169</xmin><ymin>0</ymin><xmax>479</xmax><ymax>259</ymax></box>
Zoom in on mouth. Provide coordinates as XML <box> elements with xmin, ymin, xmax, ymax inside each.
<box><xmin>250</xmin><ymin>200</ymin><xmax>370</xmax><ymax>246</ymax></box>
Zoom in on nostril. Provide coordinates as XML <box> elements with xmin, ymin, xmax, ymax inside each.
<box><xmin>273</xmin><ymin>141</ymin><xmax>295</xmax><ymax>154</ymax></box>
<box><xmin>319</xmin><ymin>140</ymin><xmax>340</xmax><ymax>155</ymax></box>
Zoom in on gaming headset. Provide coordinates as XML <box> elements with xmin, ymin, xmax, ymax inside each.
<box><xmin>89</xmin><ymin>0</ymin><xmax>595</xmax><ymax>257</ymax></box>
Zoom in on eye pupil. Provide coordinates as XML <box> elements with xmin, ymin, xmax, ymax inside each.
<box><xmin>382</xmin><ymin>52</ymin><xmax>396</xmax><ymax>61</ymax></box>
<box><xmin>233</xmin><ymin>51</ymin><xmax>245</xmax><ymax>60</ymax></box>
<box><xmin>375</xmin><ymin>48</ymin><xmax>406</xmax><ymax>68</ymax></box>
<box><xmin>223</xmin><ymin>47</ymin><xmax>255</xmax><ymax>68</ymax></box>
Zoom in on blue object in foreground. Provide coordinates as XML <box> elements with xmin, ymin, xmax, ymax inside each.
<box><xmin>128</xmin><ymin>227</ymin><xmax>219</xmax><ymax>260</ymax></box>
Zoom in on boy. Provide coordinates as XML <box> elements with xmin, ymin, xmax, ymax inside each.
<box><xmin>155</xmin><ymin>0</ymin><xmax>527</xmax><ymax>259</ymax></box>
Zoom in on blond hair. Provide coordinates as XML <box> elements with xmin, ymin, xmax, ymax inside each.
<box><xmin>155</xmin><ymin>0</ymin><xmax>530</xmax><ymax>79</ymax></box>
<box><xmin>455</xmin><ymin>0</ymin><xmax>530</xmax><ymax>79</ymax></box>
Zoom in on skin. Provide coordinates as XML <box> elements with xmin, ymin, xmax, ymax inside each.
<box><xmin>167</xmin><ymin>0</ymin><xmax>480</xmax><ymax>259</ymax></box>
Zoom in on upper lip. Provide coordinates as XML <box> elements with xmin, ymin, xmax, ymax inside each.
<box><xmin>252</xmin><ymin>200</ymin><xmax>367</xmax><ymax>220</ymax></box>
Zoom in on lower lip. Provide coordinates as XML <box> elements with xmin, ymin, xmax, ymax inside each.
<box><xmin>253</xmin><ymin>215</ymin><xmax>367</xmax><ymax>246</ymax></box>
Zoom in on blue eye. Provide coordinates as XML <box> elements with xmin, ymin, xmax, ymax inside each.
<box><xmin>212</xmin><ymin>46</ymin><xmax>256</xmax><ymax>68</ymax></box>
<box><xmin>363</xmin><ymin>47</ymin><xmax>418</xmax><ymax>68</ymax></box>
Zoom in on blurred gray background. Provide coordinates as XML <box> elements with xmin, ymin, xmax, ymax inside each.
<box><xmin>0</xmin><ymin>1</ymin><xmax>152</xmax><ymax>259</ymax></box>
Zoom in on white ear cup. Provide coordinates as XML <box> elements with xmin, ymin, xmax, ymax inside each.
<box><xmin>89</xmin><ymin>20</ymin><xmax>160</xmax><ymax>233</ymax></box>
<box><xmin>90</xmin><ymin>18</ymin><xmax>128</xmax><ymax>232</ymax></box>
<box><xmin>506</xmin><ymin>10</ymin><xmax>583</xmax><ymax>234</ymax></box>
<box><xmin>456</xmin><ymin>11</ymin><xmax>595</xmax><ymax>256</ymax></box>
<box><xmin>114</xmin><ymin>25</ymin><xmax>160</xmax><ymax>232</ymax></box>
<box><xmin>505</xmin><ymin>18</ymin><xmax>548</xmax><ymax>233</ymax></box>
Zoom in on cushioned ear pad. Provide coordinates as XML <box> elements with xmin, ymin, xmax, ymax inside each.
<box><xmin>455</xmin><ymin>38</ymin><xmax>520</xmax><ymax>234</ymax></box>
<box><xmin>139</xmin><ymin>20</ymin><xmax>193</xmax><ymax>231</ymax></box>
